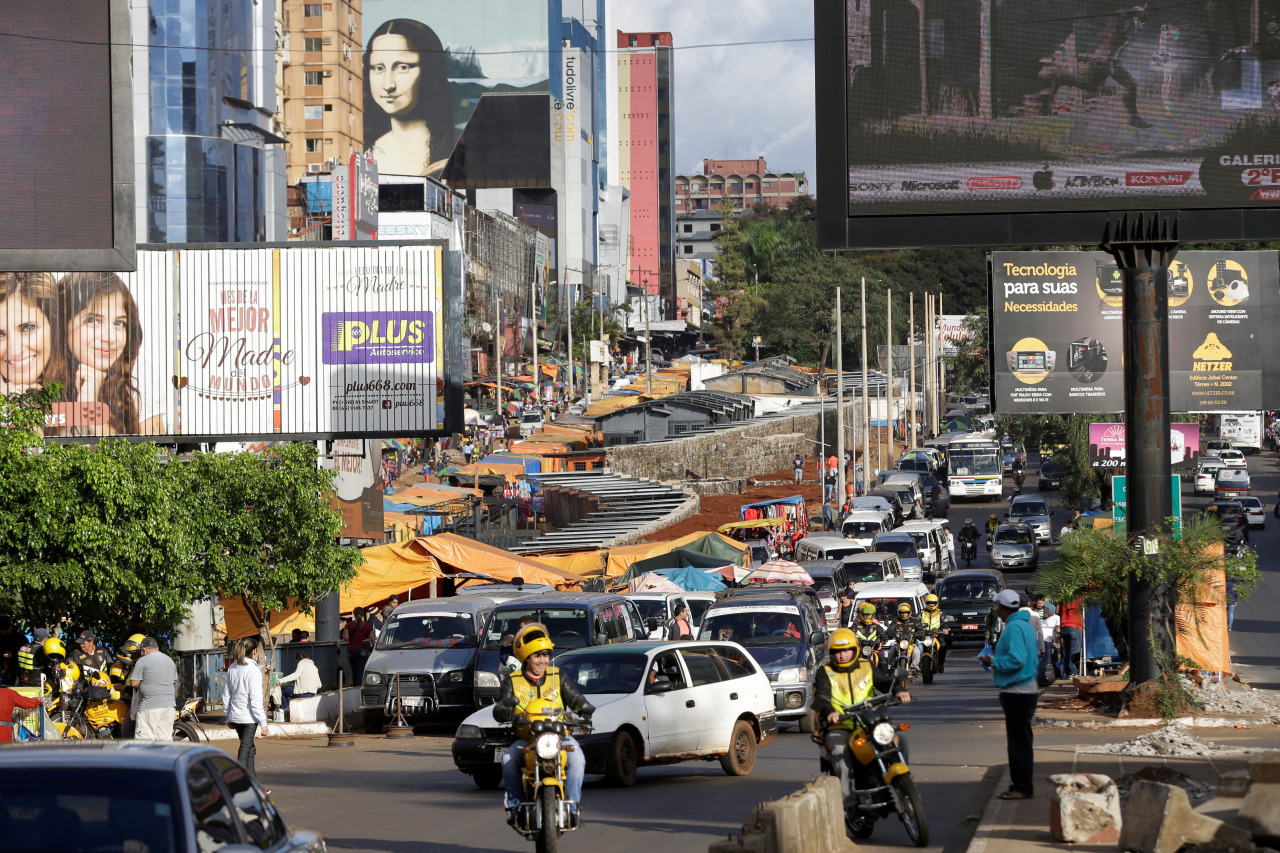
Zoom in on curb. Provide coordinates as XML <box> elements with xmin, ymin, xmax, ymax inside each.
<box><xmin>1035</xmin><ymin>715</ymin><xmax>1275</xmax><ymax>729</ymax></box>
<box><xmin>195</xmin><ymin>722</ymin><xmax>331</xmax><ymax>741</ymax></box>
<box><xmin>964</xmin><ymin>766</ymin><xmax>1013</xmax><ymax>853</ymax></box>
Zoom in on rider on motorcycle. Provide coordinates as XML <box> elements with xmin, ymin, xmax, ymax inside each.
<box><xmin>985</xmin><ymin>514</ymin><xmax>999</xmax><ymax>551</ymax></box>
<box><xmin>958</xmin><ymin>518</ymin><xmax>980</xmax><ymax>561</ymax></box>
<box><xmin>919</xmin><ymin>594</ymin><xmax>948</xmax><ymax>673</ymax></box>
<box><xmin>494</xmin><ymin>623</ymin><xmax>595</xmax><ymax>825</ymax></box>
<box><xmin>813</xmin><ymin>628</ymin><xmax>911</xmax><ymax>806</ymax></box>
<box><xmin>70</xmin><ymin>630</ymin><xmax>109</xmax><ymax>681</ymax></box>
<box><xmin>852</xmin><ymin>602</ymin><xmax>888</xmax><ymax>663</ymax></box>
<box><xmin>887</xmin><ymin>604</ymin><xmax>922</xmax><ymax>670</ymax></box>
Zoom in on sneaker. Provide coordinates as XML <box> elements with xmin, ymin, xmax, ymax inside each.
<box><xmin>506</xmin><ymin>808</ymin><xmax>518</xmax><ymax>828</ymax></box>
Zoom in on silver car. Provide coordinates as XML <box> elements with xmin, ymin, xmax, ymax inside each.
<box><xmin>991</xmin><ymin>523</ymin><xmax>1039</xmax><ymax>571</ymax></box>
<box><xmin>1007</xmin><ymin>495</ymin><xmax>1053</xmax><ymax>544</ymax></box>
<box><xmin>0</xmin><ymin>742</ymin><xmax>324</xmax><ymax>852</ymax></box>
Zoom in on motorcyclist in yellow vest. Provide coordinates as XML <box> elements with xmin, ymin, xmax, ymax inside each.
<box><xmin>888</xmin><ymin>603</ymin><xmax>922</xmax><ymax>670</ymax></box>
<box><xmin>494</xmin><ymin>624</ymin><xmax>595</xmax><ymax>823</ymax></box>
<box><xmin>812</xmin><ymin>629</ymin><xmax>911</xmax><ymax>805</ymax></box>
<box><xmin>853</xmin><ymin>602</ymin><xmax>887</xmax><ymax>657</ymax></box>
<box><xmin>919</xmin><ymin>594</ymin><xmax>949</xmax><ymax>672</ymax></box>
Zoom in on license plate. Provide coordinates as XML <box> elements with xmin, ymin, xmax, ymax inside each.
<box><xmin>494</xmin><ymin>747</ymin><xmax>504</xmax><ymax>763</ymax></box>
<box><xmin>400</xmin><ymin>697</ymin><xmax>425</xmax><ymax>709</ymax></box>
<box><xmin>962</xmin><ymin>623</ymin><xmax>979</xmax><ymax>631</ymax></box>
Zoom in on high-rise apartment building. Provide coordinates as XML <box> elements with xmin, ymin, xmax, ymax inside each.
<box><xmin>280</xmin><ymin>0</ymin><xmax>364</xmax><ymax>185</ymax></box>
<box><xmin>616</xmin><ymin>31</ymin><xmax>674</xmax><ymax>317</ymax></box>
<box><xmin>130</xmin><ymin>0</ymin><xmax>287</xmax><ymax>243</ymax></box>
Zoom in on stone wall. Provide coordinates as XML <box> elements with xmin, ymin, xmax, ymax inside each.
<box><xmin>605</xmin><ymin>403</ymin><xmax>856</xmax><ymax>484</ymax></box>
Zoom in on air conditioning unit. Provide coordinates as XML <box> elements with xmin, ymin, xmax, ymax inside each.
<box><xmin>322</xmin><ymin>70</ymin><xmax>332</xmax><ymax>78</ymax></box>
<box><xmin>323</xmin><ymin>37</ymin><xmax>333</xmax><ymax>45</ymax></box>
<box><xmin>307</xmin><ymin>163</ymin><xmax>323</xmax><ymax>173</ymax></box>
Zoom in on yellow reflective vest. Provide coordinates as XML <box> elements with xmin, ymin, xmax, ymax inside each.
<box><xmin>822</xmin><ymin>662</ymin><xmax>875</xmax><ymax>730</ymax></box>
<box><xmin>511</xmin><ymin>668</ymin><xmax>564</xmax><ymax>739</ymax></box>
<box><xmin>920</xmin><ymin>609</ymin><xmax>943</xmax><ymax>631</ymax></box>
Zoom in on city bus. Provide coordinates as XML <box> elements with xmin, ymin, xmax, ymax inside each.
<box><xmin>946</xmin><ymin>435</ymin><xmax>1003</xmax><ymax>501</ymax></box>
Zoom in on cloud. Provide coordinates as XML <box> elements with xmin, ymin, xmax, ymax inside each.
<box><xmin>609</xmin><ymin>0</ymin><xmax>816</xmax><ymax>182</ymax></box>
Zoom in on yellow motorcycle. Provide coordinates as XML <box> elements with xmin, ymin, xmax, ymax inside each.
<box><xmin>51</xmin><ymin>662</ymin><xmax>130</xmax><ymax>740</ymax></box>
<box><xmin>509</xmin><ymin>699</ymin><xmax>590</xmax><ymax>853</ymax></box>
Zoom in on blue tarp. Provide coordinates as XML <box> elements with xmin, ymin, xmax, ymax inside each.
<box><xmin>382</xmin><ymin>500</ymin><xmax>445</xmax><ymax>535</ymax></box>
<box><xmin>651</xmin><ymin>567</ymin><xmax>728</xmax><ymax>591</ymax></box>
<box><xmin>740</xmin><ymin>495</ymin><xmax>805</xmax><ymax>515</ymax></box>
<box><xmin>480</xmin><ymin>454</ymin><xmax>542</xmax><ymax>475</ymax></box>
<box><xmin>1084</xmin><ymin>603</ymin><xmax>1119</xmax><ymax>660</ymax></box>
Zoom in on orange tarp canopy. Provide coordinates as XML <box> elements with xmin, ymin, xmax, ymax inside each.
<box><xmin>404</xmin><ymin>533</ymin><xmax>588</xmax><ymax>590</ymax></box>
<box><xmin>604</xmin><ymin>531</ymin><xmax>749</xmax><ymax>578</ymax></box>
<box><xmin>221</xmin><ymin>598</ymin><xmax>316</xmax><ymax>640</ymax></box>
<box><xmin>534</xmin><ymin>550</ymin><xmax>607</xmax><ymax>577</ymax></box>
<box><xmin>448</xmin><ymin>462</ymin><xmax>526</xmax><ymax>481</ymax></box>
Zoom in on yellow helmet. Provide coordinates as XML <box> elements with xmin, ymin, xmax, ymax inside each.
<box><xmin>513</xmin><ymin>623</ymin><xmax>554</xmax><ymax>663</ymax></box>
<box><xmin>829</xmin><ymin>628</ymin><xmax>859</xmax><ymax>654</ymax></box>
<box><xmin>60</xmin><ymin>660</ymin><xmax>81</xmax><ymax>685</ymax></box>
<box><xmin>42</xmin><ymin>637</ymin><xmax>67</xmax><ymax>661</ymax></box>
<box><xmin>116</xmin><ymin>634</ymin><xmax>144</xmax><ymax>665</ymax></box>
<box><xmin>924</xmin><ymin>594</ymin><xmax>939</xmax><ymax>610</ymax></box>
<box><xmin>897</xmin><ymin>602</ymin><xmax>913</xmax><ymax>617</ymax></box>
<box><xmin>857</xmin><ymin>602</ymin><xmax>877</xmax><ymax>623</ymax></box>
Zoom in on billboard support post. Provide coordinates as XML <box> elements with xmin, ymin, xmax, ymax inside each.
<box><xmin>836</xmin><ymin>286</ymin><xmax>845</xmax><ymax>506</ymax></box>
<box><xmin>861</xmin><ymin>278</ymin><xmax>870</xmax><ymax>479</ymax></box>
<box><xmin>1102</xmin><ymin>213</ymin><xmax>1180</xmax><ymax>686</ymax></box>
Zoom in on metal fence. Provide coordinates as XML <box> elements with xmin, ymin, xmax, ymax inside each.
<box><xmin>176</xmin><ymin>640</ymin><xmax>342</xmax><ymax>711</ymax></box>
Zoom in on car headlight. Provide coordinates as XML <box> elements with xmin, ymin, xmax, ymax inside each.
<box><xmin>440</xmin><ymin>669</ymin><xmax>465</xmax><ymax>683</ymax></box>
<box><xmin>364</xmin><ymin>672</ymin><xmax>383</xmax><ymax>685</ymax></box>
<box><xmin>534</xmin><ymin>733</ymin><xmax>561</xmax><ymax>760</ymax></box>
<box><xmin>872</xmin><ymin>721</ymin><xmax>896</xmax><ymax>746</ymax></box>
<box><xmin>776</xmin><ymin>667</ymin><xmax>802</xmax><ymax>683</ymax></box>
<box><xmin>456</xmin><ymin>724</ymin><xmax>482</xmax><ymax>739</ymax></box>
<box><xmin>475</xmin><ymin>671</ymin><xmax>500</xmax><ymax>688</ymax></box>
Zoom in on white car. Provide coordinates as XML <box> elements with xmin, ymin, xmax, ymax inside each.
<box><xmin>518</xmin><ymin>411</ymin><xmax>545</xmax><ymax>437</ymax></box>
<box><xmin>1217</xmin><ymin>449</ymin><xmax>1247</xmax><ymax>469</ymax></box>
<box><xmin>1238</xmin><ymin>496</ymin><xmax>1266</xmax><ymax>529</ymax></box>
<box><xmin>1195</xmin><ymin>460</ymin><xmax>1225</xmax><ymax>496</ymax></box>
<box><xmin>450</xmin><ymin>641</ymin><xmax>778</xmax><ymax>787</ymax></box>
<box><xmin>623</xmin><ymin>591</ymin><xmax>717</xmax><ymax>639</ymax></box>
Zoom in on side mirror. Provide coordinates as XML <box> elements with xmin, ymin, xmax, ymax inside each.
<box><xmin>1049</xmin><ymin>509</ymin><xmax>1055</xmax><ymax>515</ymax></box>
<box><xmin>809</xmin><ymin>631</ymin><xmax>826</xmax><ymax>646</ymax></box>
<box><xmin>645</xmin><ymin>617</ymin><xmax>661</xmax><ymax>631</ymax></box>
<box><xmin>893</xmin><ymin>667</ymin><xmax>910</xmax><ymax>681</ymax></box>
<box><xmin>647</xmin><ymin>676</ymin><xmax>674</xmax><ymax>694</ymax></box>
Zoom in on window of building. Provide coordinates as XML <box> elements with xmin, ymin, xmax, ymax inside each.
<box><xmin>682</xmin><ymin>223</ymin><xmax>692</xmax><ymax>233</ymax></box>
<box><xmin>305</xmin><ymin>138</ymin><xmax>322</xmax><ymax>152</ymax></box>
<box><xmin>710</xmin><ymin>223</ymin><xmax>721</xmax><ymax>232</ymax></box>
<box><xmin>745</xmin><ymin>181</ymin><xmax>755</xmax><ymax>188</ymax></box>
<box><xmin>304</xmin><ymin>3</ymin><xmax>321</xmax><ymax>15</ymax></box>
<box><xmin>650</xmin><ymin>34</ymin><xmax>661</xmax><ymax>46</ymax></box>
<box><xmin>303</xmin><ymin>105</ymin><xmax>323</xmax><ymax>120</ymax></box>
<box><xmin>763</xmin><ymin>181</ymin><xmax>772</xmax><ymax>188</ymax></box>
<box><xmin>573</xmin><ymin>461</ymin><xmax>588</xmax><ymax>471</ymax></box>
<box><xmin>628</xmin><ymin>35</ymin><xmax>638</xmax><ymax>46</ymax></box>
<box><xmin>303</xmin><ymin>37</ymin><xmax>323</xmax><ymax>52</ymax></box>
<box><xmin>683</xmin><ymin>245</ymin><xmax>693</xmax><ymax>254</ymax></box>
<box><xmin>304</xmin><ymin>71</ymin><xmax>323</xmax><ymax>86</ymax></box>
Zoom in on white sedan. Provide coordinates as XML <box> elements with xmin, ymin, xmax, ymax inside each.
<box><xmin>1238</xmin><ymin>496</ymin><xmax>1266</xmax><ymax>529</ymax></box>
<box><xmin>450</xmin><ymin>640</ymin><xmax>778</xmax><ymax>788</ymax></box>
<box><xmin>1217</xmin><ymin>449</ymin><xmax>1248</xmax><ymax>469</ymax></box>
<box><xmin>1195</xmin><ymin>461</ymin><xmax>1224</xmax><ymax>495</ymax></box>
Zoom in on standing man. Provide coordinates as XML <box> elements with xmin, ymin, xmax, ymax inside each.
<box><xmin>129</xmin><ymin>637</ymin><xmax>177</xmax><ymax>741</ymax></box>
<box><xmin>342</xmin><ymin>608</ymin><xmax>374</xmax><ymax>686</ymax></box>
<box><xmin>1226</xmin><ymin>578</ymin><xmax>1239</xmax><ymax>632</ymax></box>
<box><xmin>70</xmin><ymin>630</ymin><xmax>109</xmax><ymax>679</ymax></box>
<box><xmin>979</xmin><ymin>589</ymin><xmax>1040</xmax><ymax>800</ymax></box>
<box><xmin>793</xmin><ymin>455</ymin><xmax>804</xmax><ymax>484</ymax></box>
<box><xmin>1056</xmin><ymin>598</ymin><xmax>1084</xmax><ymax>677</ymax></box>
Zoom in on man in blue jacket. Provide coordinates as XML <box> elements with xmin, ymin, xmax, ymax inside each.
<box><xmin>979</xmin><ymin>588</ymin><xmax>1040</xmax><ymax>800</ymax></box>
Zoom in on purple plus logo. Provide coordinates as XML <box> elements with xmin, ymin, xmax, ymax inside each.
<box><xmin>322</xmin><ymin>312</ymin><xmax>434</xmax><ymax>364</ymax></box>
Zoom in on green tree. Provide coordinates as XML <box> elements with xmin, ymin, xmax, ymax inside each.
<box><xmin>948</xmin><ymin>308</ymin><xmax>989</xmax><ymax>393</ymax></box>
<box><xmin>187</xmin><ymin>443</ymin><xmax>362</xmax><ymax>656</ymax></box>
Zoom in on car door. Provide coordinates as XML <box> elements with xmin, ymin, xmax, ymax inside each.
<box><xmin>677</xmin><ymin>646</ymin><xmax>731</xmax><ymax>752</ymax></box>
<box><xmin>642</xmin><ymin>650</ymin><xmax>700</xmax><ymax>756</ymax></box>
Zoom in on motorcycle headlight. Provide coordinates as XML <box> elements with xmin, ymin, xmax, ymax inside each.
<box><xmin>456</xmin><ymin>724</ymin><xmax>483</xmax><ymax>739</ymax></box>
<box><xmin>776</xmin><ymin>667</ymin><xmax>802</xmax><ymax>683</ymax></box>
<box><xmin>872</xmin><ymin>721</ymin><xmax>896</xmax><ymax>746</ymax></box>
<box><xmin>899</xmin><ymin>640</ymin><xmax>910</xmax><ymax>650</ymax></box>
<box><xmin>534</xmin><ymin>732</ymin><xmax>561</xmax><ymax>760</ymax></box>
<box><xmin>364</xmin><ymin>672</ymin><xmax>383</xmax><ymax>685</ymax></box>
<box><xmin>475</xmin><ymin>671</ymin><xmax>500</xmax><ymax>689</ymax></box>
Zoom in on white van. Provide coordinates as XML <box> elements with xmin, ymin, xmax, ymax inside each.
<box><xmin>898</xmin><ymin>520</ymin><xmax>952</xmax><ymax>582</ymax></box>
<box><xmin>852</xmin><ymin>580</ymin><xmax>932</xmax><ymax>624</ymax></box>
<box><xmin>794</xmin><ymin>535</ymin><xmax>869</xmax><ymax>564</ymax></box>
<box><xmin>840</xmin><ymin>512</ymin><xmax>892</xmax><ymax>548</ymax></box>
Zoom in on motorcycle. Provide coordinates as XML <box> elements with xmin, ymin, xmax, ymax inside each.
<box><xmin>508</xmin><ymin>702</ymin><xmax>591</xmax><ymax>853</ymax></box>
<box><xmin>172</xmin><ymin>697</ymin><xmax>206</xmax><ymax>742</ymax></box>
<box><xmin>1014</xmin><ymin>469</ymin><xmax>1025</xmax><ymax>489</ymax></box>
<box><xmin>889</xmin><ymin>636</ymin><xmax>917</xmax><ymax>683</ymax></box>
<box><xmin>917</xmin><ymin>631</ymin><xmax>945</xmax><ymax>685</ymax></box>
<box><xmin>960</xmin><ymin>539</ymin><xmax>977</xmax><ymax>566</ymax></box>
<box><xmin>817</xmin><ymin>690</ymin><xmax>929</xmax><ymax>846</ymax></box>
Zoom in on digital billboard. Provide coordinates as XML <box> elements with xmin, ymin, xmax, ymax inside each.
<box><xmin>990</xmin><ymin>250</ymin><xmax>1280</xmax><ymax>413</ymax></box>
<box><xmin>815</xmin><ymin>0</ymin><xmax>1280</xmax><ymax>248</ymax></box>
<box><xmin>0</xmin><ymin>244</ymin><xmax>451</xmax><ymax>440</ymax></box>
<box><xmin>361</xmin><ymin>1</ymin><xmax>557</xmax><ymax>178</ymax></box>
<box><xmin>1089</xmin><ymin>422</ymin><xmax>1201</xmax><ymax>469</ymax></box>
<box><xmin>0</xmin><ymin>0</ymin><xmax>134</xmax><ymax>271</ymax></box>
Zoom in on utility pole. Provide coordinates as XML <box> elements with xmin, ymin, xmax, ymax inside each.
<box><xmin>886</xmin><ymin>287</ymin><xmax>894</xmax><ymax>463</ymax></box>
<box><xmin>909</xmin><ymin>293</ymin><xmax>918</xmax><ymax>449</ymax></box>
<box><xmin>861</xmin><ymin>277</ymin><xmax>870</xmax><ymax>485</ymax></box>
<box><xmin>924</xmin><ymin>292</ymin><xmax>934</xmax><ymax>437</ymax></box>
<box><xmin>531</xmin><ymin>279</ymin><xmax>539</xmax><ymax>408</ymax></box>
<box><xmin>495</xmin><ymin>287</ymin><xmax>503</xmax><ymax>417</ymax></box>
<box><xmin>644</xmin><ymin>273</ymin><xmax>653</xmax><ymax>396</ymax></box>
<box><xmin>566</xmin><ymin>278</ymin><xmax>574</xmax><ymax>403</ymax></box>
<box><xmin>937</xmin><ymin>290</ymin><xmax>946</xmax><ymax>428</ymax></box>
<box><xmin>836</xmin><ymin>286</ymin><xmax>846</xmax><ymax>507</ymax></box>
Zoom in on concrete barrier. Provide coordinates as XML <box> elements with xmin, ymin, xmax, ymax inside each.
<box><xmin>1118</xmin><ymin>780</ymin><xmax>1251</xmax><ymax>853</ymax></box>
<box><xmin>708</xmin><ymin>775</ymin><xmax>857</xmax><ymax>853</ymax></box>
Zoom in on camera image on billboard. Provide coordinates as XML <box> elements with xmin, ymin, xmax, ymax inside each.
<box><xmin>843</xmin><ymin>0</ymin><xmax>1280</xmax><ymax>217</ymax></box>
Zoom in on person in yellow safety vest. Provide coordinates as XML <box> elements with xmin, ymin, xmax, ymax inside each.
<box><xmin>919</xmin><ymin>593</ymin><xmax>950</xmax><ymax>673</ymax></box>
<box><xmin>493</xmin><ymin>623</ymin><xmax>595</xmax><ymax>824</ymax></box>
<box><xmin>853</xmin><ymin>602</ymin><xmax>889</xmax><ymax>667</ymax></box>
<box><xmin>812</xmin><ymin>628</ymin><xmax>911</xmax><ymax>806</ymax></box>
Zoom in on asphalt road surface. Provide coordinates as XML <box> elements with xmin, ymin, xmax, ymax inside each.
<box><xmin>240</xmin><ymin>449</ymin><xmax>1278</xmax><ymax>853</ymax></box>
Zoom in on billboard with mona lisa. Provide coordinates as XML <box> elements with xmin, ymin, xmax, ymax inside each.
<box><xmin>0</xmin><ymin>245</ymin><xmax>445</xmax><ymax>440</ymax></box>
<box><xmin>362</xmin><ymin>1</ymin><xmax>560</xmax><ymax>178</ymax></box>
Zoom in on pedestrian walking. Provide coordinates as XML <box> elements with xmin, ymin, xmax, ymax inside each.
<box><xmin>129</xmin><ymin>637</ymin><xmax>178</xmax><ymax>741</ymax></box>
<box><xmin>223</xmin><ymin>638</ymin><xmax>269</xmax><ymax>775</ymax></box>
<box><xmin>855</xmin><ymin>464</ymin><xmax>865</xmax><ymax>497</ymax></box>
<box><xmin>824</xmin><ymin>467</ymin><xmax>838</xmax><ymax>503</ymax></box>
<box><xmin>1056</xmin><ymin>598</ymin><xmax>1084</xmax><ymax>677</ymax></box>
<box><xmin>1226</xmin><ymin>578</ymin><xmax>1239</xmax><ymax>632</ymax></box>
<box><xmin>341</xmin><ymin>608</ymin><xmax>374</xmax><ymax>685</ymax></box>
<box><xmin>793</xmin><ymin>455</ymin><xmax>804</xmax><ymax>484</ymax></box>
<box><xmin>979</xmin><ymin>589</ymin><xmax>1040</xmax><ymax>800</ymax></box>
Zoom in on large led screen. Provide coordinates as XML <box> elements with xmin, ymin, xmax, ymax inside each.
<box><xmin>0</xmin><ymin>245</ymin><xmax>446</xmax><ymax>440</ymax></box>
<box><xmin>816</xmin><ymin>0</ymin><xmax>1280</xmax><ymax>247</ymax></box>
<box><xmin>0</xmin><ymin>0</ymin><xmax>134</xmax><ymax>270</ymax></box>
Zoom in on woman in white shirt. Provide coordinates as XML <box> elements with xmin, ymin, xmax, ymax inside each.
<box><xmin>223</xmin><ymin>639</ymin><xmax>269</xmax><ymax>775</ymax></box>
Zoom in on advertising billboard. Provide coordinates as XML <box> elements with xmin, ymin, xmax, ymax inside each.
<box><xmin>1</xmin><ymin>244</ymin><xmax>449</xmax><ymax>440</ymax></box>
<box><xmin>1089</xmin><ymin>423</ymin><xmax>1201</xmax><ymax>470</ymax></box>
<box><xmin>325</xmin><ymin>439</ymin><xmax>386</xmax><ymax>541</ymax></box>
<box><xmin>937</xmin><ymin>314</ymin><xmax>980</xmax><ymax>358</ymax></box>
<box><xmin>815</xmin><ymin>1</ymin><xmax>1280</xmax><ymax>249</ymax></box>
<box><xmin>990</xmin><ymin>250</ymin><xmax>1280</xmax><ymax>413</ymax></box>
<box><xmin>0</xmin><ymin>0</ymin><xmax>134</xmax><ymax>271</ymax></box>
<box><xmin>361</xmin><ymin>1</ymin><xmax>557</xmax><ymax>178</ymax></box>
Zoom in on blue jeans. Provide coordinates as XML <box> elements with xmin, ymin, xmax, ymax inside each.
<box><xmin>502</xmin><ymin>736</ymin><xmax>585</xmax><ymax>809</ymax></box>
<box><xmin>1227</xmin><ymin>604</ymin><xmax>1237</xmax><ymax>631</ymax></box>
<box><xmin>1059</xmin><ymin>627</ymin><xmax>1083</xmax><ymax>677</ymax></box>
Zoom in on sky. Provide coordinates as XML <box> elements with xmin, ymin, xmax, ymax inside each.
<box><xmin>608</xmin><ymin>0</ymin><xmax>817</xmax><ymax>185</ymax></box>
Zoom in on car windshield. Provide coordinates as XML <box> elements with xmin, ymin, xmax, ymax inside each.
<box><xmin>874</xmin><ymin>538</ymin><xmax>917</xmax><ymax>558</ymax></box>
<box><xmin>843</xmin><ymin>521</ymin><xmax>882</xmax><ymax>535</ymax></box>
<box><xmin>852</xmin><ymin>498</ymin><xmax>891</xmax><ymax>512</ymax></box>
<box><xmin>521</xmin><ymin>413</ymin><xmax>541</xmax><ymax>422</ymax></box>
<box><xmin>1010</xmin><ymin>501</ymin><xmax>1048</xmax><ymax>518</ymax></box>
<box><xmin>1240</xmin><ymin>498</ymin><xmax>1261</xmax><ymax>508</ymax></box>
<box><xmin>378</xmin><ymin>614</ymin><xmax>475</xmax><ymax>649</ymax></box>
<box><xmin>628</xmin><ymin>599</ymin><xmax>667</xmax><ymax>623</ymax></box>
<box><xmin>949</xmin><ymin>449</ymin><xmax>1001</xmax><ymax>477</ymax></box>
<box><xmin>0</xmin><ymin>768</ymin><xmax>180</xmax><ymax>853</ymax></box>
<box><xmin>857</xmin><ymin>598</ymin><xmax>913</xmax><ymax>621</ymax></box>
<box><xmin>939</xmin><ymin>580</ymin><xmax>1000</xmax><ymax>601</ymax></box>
<box><xmin>557</xmin><ymin>653</ymin><xmax>647</xmax><ymax>695</ymax></box>
<box><xmin>483</xmin><ymin>608</ymin><xmax>590</xmax><ymax>650</ymax></box>
<box><xmin>811</xmin><ymin>577</ymin><xmax>837</xmax><ymax>597</ymax></box>
<box><xmin>687</xmin><ymin>599</ymin><xmax>713</xmax><ymax>624</ymax></box>
<box><xmin>996</xmin><ymin>529</ymin><xmax>1034</xmax><ymax>546</ymax></box>
<box><xmin>699</xmin><ymin>612</ymin><xmax>804</xmax><ymax>646</ymax></box>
